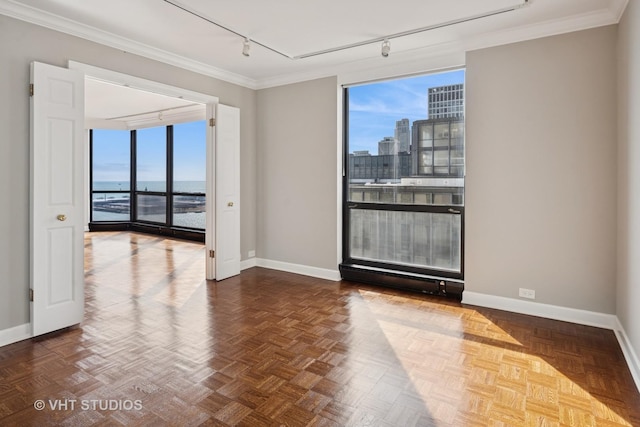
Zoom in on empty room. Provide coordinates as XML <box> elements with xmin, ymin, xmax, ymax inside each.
<box><xmin>1</xmin><ymin>0</ymin><xmax>639</xmax><ymax>425</ymax></box>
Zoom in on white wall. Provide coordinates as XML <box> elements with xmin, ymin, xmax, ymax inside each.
<box><xmin>617</xmin><ymin>1</ymin><xmax>640</xmax><ymax>366</ymax></box>
<box><xmin>465</xmin><ymin>26</ymin><xmax>618</xmax><ymax>313</ymax></box>
<box><xmin>256</xmin><ymin>78</ymin><xmax>339</xmax><ymax>273</ymax></box>
<box><xmin>0</xmin><ymin>15</ymin><xmax>257</xmax><ymax>332</ymax></box>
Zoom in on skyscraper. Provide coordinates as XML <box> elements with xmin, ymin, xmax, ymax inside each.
<box><xmin>394</xmin><ymin>118</ymin><xmax>410</xmax><ymax>153</ymax></box>
<box><xmin>428</xmin><ymin>84</ymin><xmax>464</xmax><ymax>119</ymax></box>
<box><xmin>378</xmin><ymin>136</ymin><xmax>398</xmax><ymax>155</ymax></box>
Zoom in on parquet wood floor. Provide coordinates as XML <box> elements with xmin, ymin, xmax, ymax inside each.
<box><xmin>0</xmin><ymin>231</ymin><xmax>639</xmax><ymax>426</ymax></box>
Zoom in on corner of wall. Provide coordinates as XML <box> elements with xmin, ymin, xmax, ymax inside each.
<box><xmin>0</xmin><ymin>323</ymin><xmax>32</xmax><ymax>348</ymax></box>
<box><xmin>463</xmin><ymin>291</ymin><xmax>640</xmax><ymax>393</ymax></box>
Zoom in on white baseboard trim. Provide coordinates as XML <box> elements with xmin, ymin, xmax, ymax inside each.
<box><xmin>462</xmin><ymin>291</ymin><xmax>618</xmax><ymax>329</ymax></box>
<box><xmin>240</xmin><ymin>257</ymin><xmax>257</xmax><ymax>271</ymax></box>
<box><xmin>463</xmin><ymin>291</ymin><xmax>640</xmax><ymax>392</ymax></box>
<box><xmin>0</xmin><ymin>323</ymin><xmax>32</xmax><ymax>348</ymax></box>
<box><xmin>255</xmin><ymin>258</ymin><xmax>341</xmax><ymax>281</ymax></box>
<box><xmin>613</xmin><ymin>318</ymin><xmax>640</xmax><ymax>393</ymax></box>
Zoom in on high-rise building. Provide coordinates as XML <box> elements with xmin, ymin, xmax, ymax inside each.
<box><xmin>428</xmin><ymin>84</ymin><xmax>464</xmax><ymax>119</ymax></box>
<box><xmin>348</xmin><ymin>152</ymin><xmax>411</xmax><ymax>183</ymax></box>
<box><xmin>411</xmin><ymin>117</ymin><xmax>464</xmax><ymax>177</ymax></box>
<box><xmin>394</xmin><ymin>118</ymin><xmax>410</xmax><ymax>153</ymax></box>
<box><xmin>352</xmin><ymin>150</ymin><xmax>371</xmax><ymax>156</ymax></box>
<box><xmin>378</xmin><ymin>136</ymin><xmax>398</xmax><ymax>155</ymax></box>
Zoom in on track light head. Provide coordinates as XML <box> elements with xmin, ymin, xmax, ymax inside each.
<box><xmin>242</xmin><ymin>38</ymin><xmax>251</xmax><ymax>57</ymax></box>
<box><xmin>381</xmin><ymin>39</ymin><xmax>390</xmax><ymax>57</ymax></box>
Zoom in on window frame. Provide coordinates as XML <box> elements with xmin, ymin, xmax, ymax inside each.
<box><xmin>89</xmin><ymin>122</ymin><xmax>206</xmax><ymax>242</ymax></box>
<box><xmin>341</xmin><ymin>82</ymin><xmax>465</xmax><ymax>281</ymax></box>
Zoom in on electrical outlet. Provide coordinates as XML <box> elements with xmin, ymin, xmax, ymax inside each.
<box><xmin>248</xmin><ymin>250</ymin><xmax>256</xmax><ymax>258</ymax></box>
<box><xmin>519</xmin><ymin>288</ymin><xmax>536</xmax><ymax>299</ymax></box>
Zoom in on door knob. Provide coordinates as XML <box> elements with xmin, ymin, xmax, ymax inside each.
<box><xmin>227</xmin><ymin>202</ymin><xmax>234</xmax><ymax>207</ymax></box>
<box><xmin>56</xmin><ymin>214</ymin><xmax>67</xmax><ymax>221</ymax></box>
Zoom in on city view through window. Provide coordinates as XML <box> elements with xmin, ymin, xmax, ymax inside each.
<box><xmin>345</xmin><ymin>70</ymin><xmax>465</xmax><ymax>277</ymax></box>
<box><xmin>91</xmin><ymin>120</ymin><xmax>206</xmax><ymax>231</ymax></box>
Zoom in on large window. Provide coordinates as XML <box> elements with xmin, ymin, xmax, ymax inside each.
<box><xmin>172</xmin><ymin>121</ymin><xmax>206</xmax><ymax>229</ymax></box>
<box><xmin>90</xmin><ymin>121</ymin><xmax>206</xmax><ymax>238</ymax></box>
<box><xmin>91</xmin><ymin>129</ymin><xmax>131</xmax><ymax>222</ymax></box>
<box><xmin>342</xmin><ymin>70</ymin><xmax>465</xmax><ymax>281</ymax></box>
<box><xmin>135</xmin><ymin>126</ymin><xmax>168</xmax><ymax>223</ymax></box>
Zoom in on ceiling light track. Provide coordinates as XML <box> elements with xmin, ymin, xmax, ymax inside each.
<box><xmin>163</xmin><ymin>0</ymin><xmax>530</xmax><ymax>60</ymax></box>
<box><xmin>163</xmin><ymin>0</ymin><xmax>291</xmax><ymax>58</ymax></box>
<box><xmin>297</xmin><ymin>0</ymin><xmax>531</xmax><ymax>59</ymax></box>
<box><xmin>107</xmin><ymin>104</ymin><xmax>198</xmax><ymax>121</ymax></box>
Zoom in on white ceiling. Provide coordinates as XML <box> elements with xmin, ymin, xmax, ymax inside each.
<box><xmin>0</xmin><ymin>0</ymin><xmax>627</xmax><ymax>89</ymax></box>
<box><xmin>84</xmin><ymin>78</ymin><xmax>203</xmax><ymax>129</ymax></box>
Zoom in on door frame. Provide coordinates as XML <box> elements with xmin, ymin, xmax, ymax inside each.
<box><xmin>68</xmin><ymin>61</ymin><xmax>220</xmax><ymax>280</ymax></box>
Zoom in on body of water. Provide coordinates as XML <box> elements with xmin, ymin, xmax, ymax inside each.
<box><xmin>93</xmin><ymin>181</ymin><xmax>206</xmax><ymax>193</ymax></box>
<box><xmin>91</xmin><ymin>181</ymin><xmax>206</xmax><ymax>229</ymax></box>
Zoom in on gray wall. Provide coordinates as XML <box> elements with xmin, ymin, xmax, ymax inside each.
<box><xmin>0</xmin><ymin>15</ymin><xmax>257</xmax><ymax>331</ymax></box>
<box><xmin>617</xmin><ymin>2</ymin><xmax>640</xmax><ymax>361</ymax></box>
<box><xmin>465</xmin><ymin>26</ymin><xmax>618</xmax><ymax>313</ymax></box>
<box><xmin>1</xmin><ymin>10</ymin><xmax>634</xmax><ymax>362</ymax></box>
<box><xmin>256</xmin><ymin>78</ymin><xmax>338</xmax><ymax>271</ymax></box>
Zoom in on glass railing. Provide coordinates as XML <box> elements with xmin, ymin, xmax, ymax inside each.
<box><xmin>349</xmin><ymin>209</ymin><xmax>462</xmax><ymax>273</ymax></box>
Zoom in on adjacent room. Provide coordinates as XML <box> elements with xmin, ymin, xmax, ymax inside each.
<box><xmin>1</xmin><ymin>0</ymin><xmax>639</xmax><ymax>425</ymax></box>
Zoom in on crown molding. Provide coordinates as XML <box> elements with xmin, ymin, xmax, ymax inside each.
<box><xmin>0</xmin><ymin>0</ymin><xmax>259</xmax><ymax>89</ymax></box>
<box><xmin>0</xmin><ymin>0</ymin><xmax>627</xmax><ymax>91</ymax></box>
<box><xmin>464</xmin><ymin>4</ymin><xmax>625</xmax><ymax>53</ymax></box>
<box><xmin>613</xmin><ymin>0</ymin><xmax>630</xmax><ymax>22</ymax></box>
<box><xmin>258</xmin><ymin>2</ymin><xmax>626</xmax><ymax>89</ymax></box>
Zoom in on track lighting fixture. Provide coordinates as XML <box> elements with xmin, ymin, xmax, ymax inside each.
<box><xmin>242</xmin><ymin>38</ymin><xmax>251</xmax><ymax>57</ymax></box>
<box><xmin>381</xmin><ymin>39</ymin><xmax>390</xmax><ymax>57</ymax></box>
<box><xmin>164</xmin><ymin>0</ymin><xmax>530</xmax><ymax>60</ymax></box>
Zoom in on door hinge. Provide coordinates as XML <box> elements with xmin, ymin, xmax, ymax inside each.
<box><xmin>29</xmin><ymin>84</ymin><xmax>34</xmax><ymax>97</ymax></box>
<box><xmin>209</xmin><ymin>118</ymin><xmax>216</xmax><ymax>127</ymax></box>
<box><xmin>29</xmin><ymin>288</ymin><xmax>34</xmax><ymax>302</ymax></box>
<box><xmin>209</xmin><ymin>250</ymin><xmax>215</xmax><ymax>258</ymax></box>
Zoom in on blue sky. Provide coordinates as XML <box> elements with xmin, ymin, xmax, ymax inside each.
<box><xmin>92</xmin><ymin>120</ymin><xmax>206</xmax><ymax>183</ymax></box>
<box><xmin>93</xmin><ymin>71</ymin><xmax>465</xmax><ymax>182</ymax></box>
<box><xmin>348</xmin><ymin>69</ymin><xmax>465</xmax><ymax>154</ymax></box>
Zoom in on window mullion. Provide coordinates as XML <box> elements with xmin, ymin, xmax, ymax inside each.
<box><xmin>167</xmin><ymin>125</ymin><xmax>173</xmax><ymax>228</ymax></box>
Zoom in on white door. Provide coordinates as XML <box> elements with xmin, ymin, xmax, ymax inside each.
<box><xmin>205</xmin><ymin>104</ymin><xmax>216</xmax><ymax>280</ymax></box>
<box><xmin>30</xmin><ymin>62</ymin><xmax>85</xmax><ymax>336</ymax></box>
<box><xmin>214</xmin><ymin>104</ymin><xmax>241</xmax><ymax>280</ymax></box>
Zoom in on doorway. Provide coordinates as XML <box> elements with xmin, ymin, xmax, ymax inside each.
<box><xmin>29</xmin><ymin>60</ymin><xmax>240</xmax><ymax>337</ymax></box>
<box><xmin>68</xmin><ymin>61</ymin><xmax>221</xmax><ymax>280</ymax></box>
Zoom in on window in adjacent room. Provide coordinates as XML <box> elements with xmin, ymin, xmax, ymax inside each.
<box><xmin>89</xmin><ymin>120</ymin><xmax>206</xmax><ymax>239</ymax></box>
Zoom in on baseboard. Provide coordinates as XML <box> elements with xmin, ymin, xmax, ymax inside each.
<box><xmin>613</xmin><ymin>318</ymin><xmax>640</xmax><ymax>393</ymax></box>
<box><xmin>462</xmin><ymin>291</ymin><xmax>618</xmax><ymax>329</ymax></box>
<box><xmin>0</xmin><ymin>323</ymin><xmax>32</xmax><ymax>348</ymax></box>
<box><xmin>463</xmin><ymin>291</ymin><xmax>640</xmax><ymax>392</ymax></box>
<box><xmin>240</xmin><ymin>257</ymin><xmax>257</xmax><ymax>271</ymax></box>
<box><xmin>256</xmin><ymin>258</ymin><xmax>341</xmax><ymax>281</ymax></box>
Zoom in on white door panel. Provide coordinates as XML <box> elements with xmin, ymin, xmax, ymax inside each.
<box><xmin>30</xmin><ymin>62</ymin><xmax>85</xmax><ymax>336</ymax></box>
<box><xmin>215</xmin><ymin>104</ymin><xmax>241</xmax><ymax>280</ymax></box>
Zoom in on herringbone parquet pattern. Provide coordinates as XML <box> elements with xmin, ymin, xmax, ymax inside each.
<box><xmin>0</xmin><ymin>231</ymin><xmax>638</xmax><ymax>426</ymax></box>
